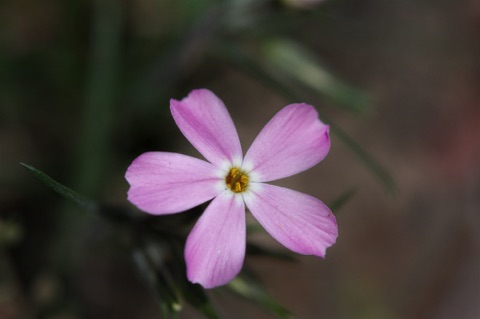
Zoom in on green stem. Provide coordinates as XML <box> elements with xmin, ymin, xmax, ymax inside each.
<box><xmin>75</xmin><ymin>0</ymin><xmax>122</xmax><ymax>196</ymax></box>
<box><xmin>51</xmin><ymin>0</ymin><xmax>123</xmax><ymax>274</ymax></box>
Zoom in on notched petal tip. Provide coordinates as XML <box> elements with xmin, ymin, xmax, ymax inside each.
<box><xmin>315</xmin><ymin>211</ymin><xmax>338</xmax><ymax>258</ymax></box>
<box><xmin>243</xmin><ymin>103</ymin><xmax>332</xmax><ymax>182</ymax></box>
<box><xmin>170</xmin><ymin>88</ymin><xmax>211</xmax><ymax>106</ymax></box>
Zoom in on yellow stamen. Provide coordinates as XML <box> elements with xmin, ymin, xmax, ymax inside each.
<box><xmin>225</xmin><ymin>167</ymin><xmax>249</xmax><ymax>193</ymax></box>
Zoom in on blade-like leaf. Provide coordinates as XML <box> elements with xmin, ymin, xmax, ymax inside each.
<box><xmin>133</xmin><ymin>232</ymin><xmax>219</xmax><ymax>319</ymax></box>
<box><xmin>74</xmin><ymin>0</ymin><xmax>122</xmax><ymax>197</ymax></box>
<box><xmin>216</xmin><ymin>42</ymin><xmax>396</xmax><ymax>193</ymax></box>
<box><xmin>329</xmin><ymin>124</ymin><xmax>397</xmax><ymax>194</ymax></box>
<box><xmin>261</xmin><ymin>38</ymin><xmax>370</xmax><ymax>113</ymax></box>
<box><xmin>133</xmin><ymin>248</ymin><xmax>182</xmax><ymax>317</ymax></box>
<box><xmin>329</xmin><ymin>188</ymin><xmax>357</xmax><ymax>212</ymax></box>
<box><xmin>247</xmin><ymin>242</ymin><xmax>296</xmax><ymax>261</ymax></box>
<box><xmin>133</xmin><ymin>239</ymin><xmax>186</xmax><ymax>317</ymax></box>
<box><xmin>226</xmin><ymin>275</ymin><xmax>293</xmax><ymax>319</ymax></box>
<box><xmin>165</xmin><ymin>238</ymin><xmax>220</xmax><ymax>319</ymax></box>
<box><xmin>20</xmin><ymin>163</ymin><xmax>99</xmax><ymax>212</ymax></box>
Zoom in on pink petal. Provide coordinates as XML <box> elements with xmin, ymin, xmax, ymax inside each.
<box><xmin>125</xmin><ymin>152</ymin><xmax>222</xmax><ymax>215</ymax></box>
<box><xmin>243</xmin><ymin>103</ymin><xmax>330</xmax><ymax>182</ymax></box>
<box><xmin>185</xmin><ymin>192</ymin><xmax>246</xmax><ymax>288</ymax></box>
<box><xmin>244</xmin><ymin>183</ymin><xmax>337</xmax><ymax>257</ymax></box>
<box><xmin>170</xmin><ymin>89</ymin><xmax>243</xmax><ymax>168</ymax></box>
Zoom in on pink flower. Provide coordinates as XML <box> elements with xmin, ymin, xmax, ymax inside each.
<box><xmin>126</xmin><ymin>89</ymin><xmax>338</xmax><ymax>288</ymax></box>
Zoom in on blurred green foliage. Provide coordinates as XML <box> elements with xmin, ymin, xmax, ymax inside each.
<box><xmin>1</xmin><ymin>0</ymin><xmax>395</xmax><ymax>317</ymax></box>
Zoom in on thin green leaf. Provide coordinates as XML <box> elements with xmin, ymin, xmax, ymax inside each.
<box><xmin>227</xmin><ymin>275</ymin><xmax>293</xmax><ymax>319</ymax></box>
<box><xmin>261</xmin><ymin>38</ymin><xmax>370</xmax><ymax>113</ymax></box>
<box><xmin>74</xmin><ymin>0</ymin><xmax>123</xmax><ymax>197</ymax></box>
<box><xmin>329</xmin><ymin>188</ymin><xmax>357</xmax><ymax>212</ymax></box>
<box><xmin>165</xmin><ymin>238</ymin><xmax>220</xmax><ymax>319</ymax></box>
<box><xmin>133</xmin><ymin>232</ymin><xmax>219</xmax><ymax>319</ymax></box>
<box><xmin>329</xmin><ymin>124</ymin><xmax>397</xmax><ymax>194</ymax></box>
<box><xmin>216</xmin><ymin>41</ymin><xmax>396</xmax><ymax>192</ymax></box>
<box><xmin>132</xmin><ymin>240</ymin><xmax>183</xmax><ymax>316</ymax></box>
<box><xmin>133</xmin><ymin>249</ymin><xmax>180</xmax><ymax>316</ymax></box>
<box><xmin>215</xmin><ymin>41</ymin><xmax>300</xmax><ymax>102</ymax></box>
<box><xmin>247</xmin><ymin>242</ymin><xmax>296</xmax><ymax>261</ymax></box>
<box><xmin>20</xmin><ymin>163</ymin><xmax>98</xmax><ymax>212</ymax></box>
<box><xmin>180</xmin><ymin>286</ymin><xmax>218</xmax><ymax>318</ymax></box>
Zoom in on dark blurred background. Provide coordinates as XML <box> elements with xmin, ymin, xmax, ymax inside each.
<box><xmin>1</xmin><ymin>0</ymin><xmax>480</xmax><ymax>318</ymax></box>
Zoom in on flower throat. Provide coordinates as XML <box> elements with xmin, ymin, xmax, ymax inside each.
<box><xmin>225</xmin><ymin>168</ymin><xmax>249</xmax><ymax>193</ymax></box>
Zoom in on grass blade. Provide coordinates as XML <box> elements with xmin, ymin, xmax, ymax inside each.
<box><xmin>20</xmin><ymin>163</ymin><xmax>98</xmax><ymax>212</ymax></box>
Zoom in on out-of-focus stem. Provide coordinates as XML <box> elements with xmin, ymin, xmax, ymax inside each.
<box><xmin>75</xmin><ymin>0</ymin><xmax>122</xmax><ymax>196</ymax></box>
<box><xmin>51</xmin><ymin>0</ymin><xmax>122</xmax><ymax>272</ymax></box>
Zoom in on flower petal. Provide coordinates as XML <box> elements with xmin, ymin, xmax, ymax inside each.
<box><xmin>243</xmin><ymin>103</ymin><xmax>330</xmax><ymax>182</ymax></box>
<box><xmin>125</xmin><ymin>152</ymin><xmax>221</xmax><ymax>215</ymax></box>
<box><xmin>170</xmin><ymin>89</ymin><xmax>243</xmax><ymax>168</ymax></box>
<box><xmin>244</xmin><ymin>183</ymin><xmax>337</xmax><ymax>257</ymax></box>
<box><xmin>185</xmin><ymin>192</ymin><xmax>246</xmax><ymax>288</ymax></box>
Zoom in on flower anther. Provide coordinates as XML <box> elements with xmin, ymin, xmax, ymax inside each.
<box><xmin>225</xmin><ymin>167</ymin><xmax>249</xmax><ymax>193</ymax></box>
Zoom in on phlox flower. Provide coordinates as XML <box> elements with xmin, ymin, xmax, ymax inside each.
<box><xmin>126</xmin><ymin>89</ymin><xmax>338</xmax><ymax>288</ymax></box>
